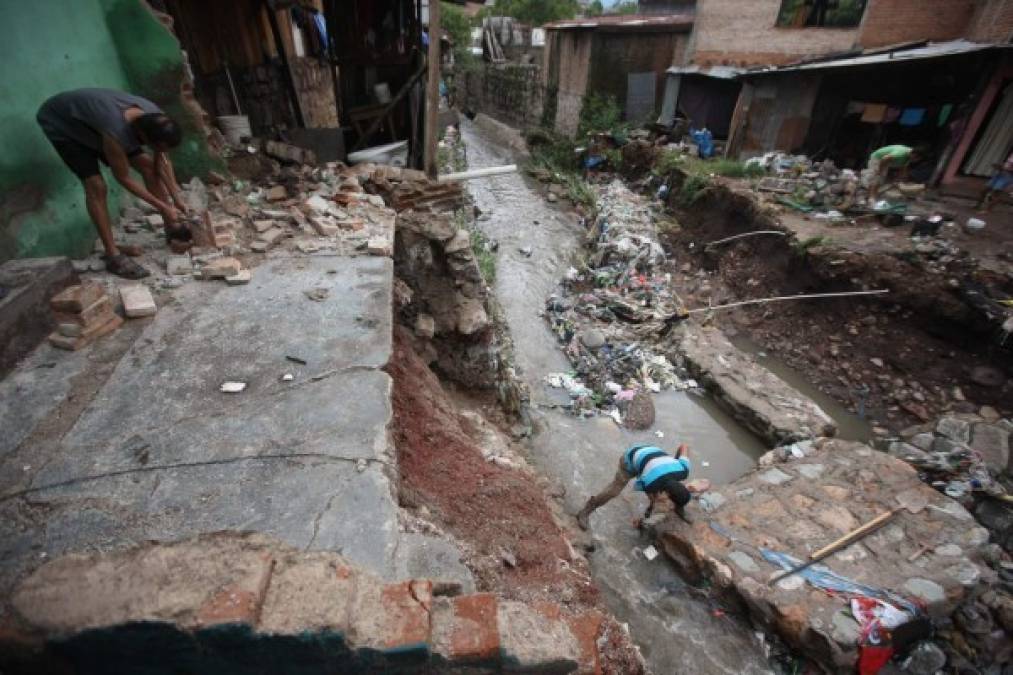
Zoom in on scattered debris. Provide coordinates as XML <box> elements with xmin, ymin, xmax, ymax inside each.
<box><xmin>304</xmin><ymin>288</ymin><xmax>330</xmax><ymax>302</ymax></box>
<box><xmin>219</xmin><ymin>381</ymin><xmax>247</xmax><ymax>393</ymax></box>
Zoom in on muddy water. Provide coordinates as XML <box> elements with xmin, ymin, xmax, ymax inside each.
<box><xmin>727</xmin><ymin>334</ymin><xmax>873</xmax><ymax>443</ymax></box>
<box><xmin>461</xmin><ymin>120</ymin><xmax>774</xmax><ymax>675</ymax></box>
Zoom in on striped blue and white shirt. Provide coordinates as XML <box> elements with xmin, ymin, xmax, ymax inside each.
<box><xmin>623</xmin><ymin>444</ymin><xmax>691</xmax><ymax>492</ymax></box>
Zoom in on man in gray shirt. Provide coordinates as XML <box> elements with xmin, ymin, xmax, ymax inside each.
<box><xmin>38</xmin><ymin>88</ymin><xmax>191</xmax><ymax>279</ymax></box>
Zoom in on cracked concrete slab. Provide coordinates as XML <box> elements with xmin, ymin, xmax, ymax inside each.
<box><xmin>0</xmin><ymin>253</ymin><xmax>449</xmax><ymax>600</ymax></box>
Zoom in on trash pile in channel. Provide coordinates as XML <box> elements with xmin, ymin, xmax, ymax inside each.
<box><xmin>542</xmin><ymin>180</ymin><xmax>697</xmax><ymax>422</ymax></box>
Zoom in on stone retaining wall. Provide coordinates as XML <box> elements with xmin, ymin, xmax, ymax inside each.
<box><xmin>2</xmin><ymin>533</ymin><xmax>602</xmax><ymax>674</ymax></box>
<box><xmin>653</xmin><ymin>438</ymin><xmax>999</xmax><ymax>671</ymax></box>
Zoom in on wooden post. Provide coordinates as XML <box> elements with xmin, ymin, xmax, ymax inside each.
<box><xmin>424</xmin><ymin>0</ymin><xmax>441</xmax><ymax>179</ymax></box>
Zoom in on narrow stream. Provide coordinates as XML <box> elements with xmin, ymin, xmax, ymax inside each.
<box><xmin>461</xmin><ymin>120</ymin><xmax>775</xmax><ymax>675</ymax></box>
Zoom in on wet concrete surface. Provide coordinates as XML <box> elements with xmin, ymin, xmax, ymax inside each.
<box><xmin>461</xmin><ymin>119</ymin><xmax>775</xmax><ymax>674</ymax></box>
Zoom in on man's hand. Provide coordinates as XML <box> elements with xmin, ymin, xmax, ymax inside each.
<box><xmin>160</xmin><ymin>204</ymin><xmax>180</xmax><ymax>225</ymax></box>
<box><xmin>632</xmin><ymin>517</ymin><xmax>644</xmax><ymax>530</ymax></box>
<box><xmin>676</xmin><ymin>443</ymin><xmax>689</xmax><ymax>459</ymax></box>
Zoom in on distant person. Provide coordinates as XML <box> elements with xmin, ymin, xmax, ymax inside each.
<box><xmin>977</xmin><ymin>150</ymin><xmax>1013</xmax><ymax>212</ymax></box>
<box><xmin>864</xmin><ymin>144</ymin><xmax>921</xmax><ymax>203</ymax></box>
<box><xmin>37</xmin><ymin>88</ymin><xmax>190</xmax><ymax>279</ymax></box>
<box><xmin>576</xmin><ymin>443</ymin><xmax>693</xmax><ymax>530</ymax></box>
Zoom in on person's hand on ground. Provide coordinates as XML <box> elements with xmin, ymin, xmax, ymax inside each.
<box><xmin>159</xmin><ymin>204</ymin><xmax>180</xmax><ymax>225</ymax></box>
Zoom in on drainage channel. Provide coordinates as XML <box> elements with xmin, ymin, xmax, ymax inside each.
<box><xmin>460</xmin><ymin>119</ymin><xmax>776</xmax><ymax>675</ymax></box>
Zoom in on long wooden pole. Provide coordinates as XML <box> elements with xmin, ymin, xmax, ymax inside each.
<box><xmin>424</xmin><ymin>0</ymin><xmax>441</xmax><ymax>178</ymax></box>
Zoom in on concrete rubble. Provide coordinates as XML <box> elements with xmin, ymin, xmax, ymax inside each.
<box><xmin>4</xmin><ymin>533</ymin><xmax>602</xmax><ymax>674</ymax></box>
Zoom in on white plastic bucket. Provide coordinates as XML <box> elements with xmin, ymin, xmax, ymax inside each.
<box><xmin>218</xmin><ymin>115</ymin><xmax>252</xmax><ymax>146</ymax></box>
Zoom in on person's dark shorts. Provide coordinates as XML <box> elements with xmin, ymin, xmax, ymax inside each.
<box><xmin>43</xmin><ymin>135</ymin><xmax>106</xmax><ymax>180</ymax></box>
<box><xmin>38</xmin><ymin>123</ymin><xmax>143</xmax><ymax>180</ymax></box>
<box><xmin>644</xmin><ymin>469</ymin><xmax>689</xmax><ymax>494</ymax></box>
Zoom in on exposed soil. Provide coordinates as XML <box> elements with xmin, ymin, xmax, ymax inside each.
<box><xmin>659</xmin><ymin>179</ymin><xmax>1013</xmax><ymax>431</ymax></box>
<box><xmin>385</xmin><ymin>326</ymin><xmax>644</xmax><ymax>673</ymax></box>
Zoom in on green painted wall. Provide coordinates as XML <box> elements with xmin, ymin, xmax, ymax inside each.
<box><xmin>0</xmin><ymin>0</ymin><xmax>218</xmax><ymax>262</ymax></box>
<box><xmin>0</xmin><ymin>1</ymin><xmax>131</xmax><ymax>261</ymax></box>
<box><xmin>102</xmin><ymin>0</ymin><xmax>221</xmax><ymax>179</ymax></box>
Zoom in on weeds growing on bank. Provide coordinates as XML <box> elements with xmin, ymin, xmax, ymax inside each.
<box><xmin>454</xmin><ymin>209</ymin><xmax>496</xmax><ymax>283</ymax></box>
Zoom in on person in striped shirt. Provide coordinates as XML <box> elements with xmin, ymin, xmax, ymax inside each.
<box><xmin>576</xmin><ymin>443</ymin><xmax>693</xmax><ymax>531</ymax></box>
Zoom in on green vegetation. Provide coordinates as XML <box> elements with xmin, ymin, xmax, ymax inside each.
<box><xmin>478</xmin><ymin>0</ymin><xmax>579</xmax><ymax>25</ymax></box>
<box><xmin>587</xmin><ymin>0</ymin><xmax>637</xmax><ymax>15</ymax></box>
<box><xmin>678</xmin><ymin>174</ymin><xmax>711</xmax><ymax>206</ymax></box>
<box><xmin>775</xmin><ymin>0</ymin><xmax>866</xmax><ymax>27</ymax></box>
<box><xmin>577</xmin><ymin>93</ymin><xmax>626</xmax><ymax>139</ymax></box>
<box><xmin>654</xmin><ymin>150</ymin><xmax>764</xmax><ymax>180</ymax></box>
<box><xmin>453</xmin><ymin>209</ymin><xmax>497</xmax><ymax>282</ymax></box>
<box><xmin>653</xmin><ymin>149</ymin><xmax>686</xmax><ymax>176</ymax></box>
<box><xmin>441</xmin><ymin>2</ymin><xmax>476</xmax><ymax>63</ymax></box>
<box><xmin>791</xmin><ymin>235</ymin><xmax>830</xmax><ymax>257</ymax></box>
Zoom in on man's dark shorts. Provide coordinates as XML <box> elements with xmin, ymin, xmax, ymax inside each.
<box><xmin>38</xmin><ymin>124</ymin><xmax>143</xmax><ymax>180</ymax></box>
<box><xmin>645</xmin><ymin>469</ymin><xmax>689</xmax><ymax>495</ymax></box>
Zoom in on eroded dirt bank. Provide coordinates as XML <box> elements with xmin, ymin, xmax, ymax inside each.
<box><xmin>658</xmin><ymin>178</ymin><xmax>1013</xmax><ymax>432</ymax></box>
<box><xmin>386</xmin><ymin>327</ymin><xmax>645</xmax><ymax>673</ymax></box>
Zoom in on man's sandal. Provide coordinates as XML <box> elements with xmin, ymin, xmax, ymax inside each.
<box><xmin>104</xmin><ymin>254</ymin><xmax>150</xmax><ymax>280</ymax></box>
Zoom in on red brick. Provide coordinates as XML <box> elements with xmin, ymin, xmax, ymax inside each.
<box><xmin>381</xmin><ymin>580</ymin><xmax>432</xmax><ymax>649</ymax></box>
<box><xmin>445</xmin><ymin>594</ymin><xmax>500</xmax><ymax>662</ymax></box>
<box><xmin>567</xmin><ymin>611</ymin><xmax>605</xmax><ymax>675</ymax></box>
<box><xmin>52</xmin><ymin>295</ymin><xmax>114</xmax><ymax>328</ymax></box>
<box><xmin>48</xmin><ymin>314</ymin><xmax>123</xmax><ymax>351</ymax></box>
<box><xmin>50</xmin><ymin>283</ymin><xmax>104</xmax><ymax>313</ymax></box>
<box><xmin>196</xmin><ymin>585</ymin><xmax>261</xmax><ymax>627</ymax></box>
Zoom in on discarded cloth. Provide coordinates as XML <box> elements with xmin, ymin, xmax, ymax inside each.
<box><xmin>899</xmin><ymin>108</ymin><xmax>926</xmax><ymax>126</ymax></box>
<box><xmin>760</xmin><ymin>549</ymin><xmax>920</xmax><ymax>614</ymax></box>
<box><xmin>861</xmin><ymin>104</ymin><xmax>887</xmax><ymax>123</ymax></box>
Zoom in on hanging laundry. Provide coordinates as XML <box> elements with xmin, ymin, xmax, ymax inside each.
<box><xmin>861</xmin><ymin>104</ymin><xmax>887</xmax><ymax>124</ymax></box>
<box><xmin>884</xmin><ymin>107</ymin><xmax>902</xmax><ymax>124</ymax></box>
<box><xmin>899</xmin><ymin>107</ymin><xmax>926</xmax><ymax>126</ymax></box>
<box><xmin>847</xmin><ymin>101</ymin><xmax>866</xmax><ymax>115</ymax></box>
<box><xmin>938</xmin><ymin>103</ymin><xmax>954</xmax><ymax>126</ymax></box>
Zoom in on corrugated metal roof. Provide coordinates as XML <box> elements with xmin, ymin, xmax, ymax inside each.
<box><xmin>750</xmin><ymin>39</ymin><xmax>1005</xmax><ymax>74</ymax></box>
<box><xmin>544</xmin><ymin>14</ymin><xmax>693</xmax><ymax>32</ymax></box>
<box><xmin>666</xmin><ymin>64</ymin><xmax>743</xmax><ymax>79</ymax></box>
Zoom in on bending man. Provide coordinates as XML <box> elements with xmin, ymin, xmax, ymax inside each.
<box><xmin>576</xmin><ymin>443</ymin><xmax>693</xmax><ymax>530</ymax></box>
<box><xmin>38</xmin><ymin>88</ymin><xmax>190</xmax><ymax>279</ymax></box>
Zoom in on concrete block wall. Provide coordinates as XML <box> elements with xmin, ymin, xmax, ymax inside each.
<box><xmin>457</xmin><ymin>63</ymin><xmax>546</xmax><ymax>131</ymax></box>
<box><xmin>2</xmin><ymin>534</ymin><xmax>602</xmax><ymax>674</ymax></box>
